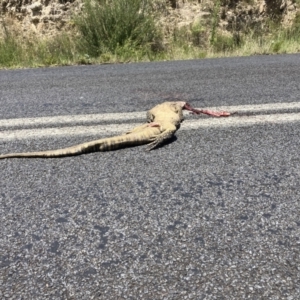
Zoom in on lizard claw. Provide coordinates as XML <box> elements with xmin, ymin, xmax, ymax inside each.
<box><xmin>145</xmin><ymin>141</ymin><xmax>158</xmax><ymax>151</ymax></box>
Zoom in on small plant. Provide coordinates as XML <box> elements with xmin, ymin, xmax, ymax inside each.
<box><xmin>0</xmin><ymin>36</ymin><xmax>22</xmax><ymax>67</ymax></box>
<box><xmin>288</xmin><ymin>12</ymin><xmax>300</xmax><ymax>38</ymax></box>
<box><xmin>210</xmin><ymin>0</ymin><xmax>221</xmax><ymax>45</ymax></box>
<box><xmin>0</xmin><ymin>18</ymin><xmax>22</xmax><ymax>67</ymax></box>
<box><xmin>271</xmin><ymin>40</ymin><xmax>283</xmax><ymax>52</ymax></box>
<box><xmin>191</xmin><ymin>21</ymin><xmax>206</xmax><ymax>47</ymax></box>
<box><xmin>171</xmin><ymin>20</ymin><xmax>207</xmax><ymax>49</ymax></box>
<box><xmin>212</xmin><ymin>32</ymin><xmax>243</xmax><ymax>52</ymax></box>
<box><xmin>74</xmin><ymin>0</ymin><xmax>162</xmax><ymax>57</ymax></box>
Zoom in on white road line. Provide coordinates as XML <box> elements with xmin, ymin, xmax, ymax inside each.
<box><xmin>1</xmin><ymin>101</ymin><xmax>300</xmax><ymax>128</ymax></box>
<box><xmin>183</xmin><ymin>112</ymin><xmax>300</xmax><ymax>129</ymax></box>
<box><xmin>1</xmin><ymin>112</ymin><xmax>300</xmax><ymax>141</ymax></box>
<box><xmin>202</xmin><ymin>101</ymin><xmax>300</xmax><ymax>113</ymax></box>
<box><xmin>0</xmin><ymin>112</ymin><xmax>145</xmax><ymax>128</ymax></box>
<box><xmin>0</xmin><ymin>124</ymin><xmax>136</xmax><ymax>141</ymax></box>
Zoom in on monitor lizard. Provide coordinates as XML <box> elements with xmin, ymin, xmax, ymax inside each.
<box><xmin>0</xmin><ymin>101</ymin><xmax>230</xmax><ymax>159</ymax></box>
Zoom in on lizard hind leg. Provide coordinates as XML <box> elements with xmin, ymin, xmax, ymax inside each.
<box><xmin>145</xmin><ymin>127</ymin><xmax>177</xmax><ymax>151</ymax></box>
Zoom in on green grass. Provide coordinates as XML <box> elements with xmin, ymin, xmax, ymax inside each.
<box><xmin>0</xmin><ymin>5</ymin><xmax>299</xmax><ymax>69</ymax></box>
<box><xmin>0</xmin><ymin>36</ymin><xmax>22</xmax><ymax>67</ymax></box>
<box><xmin>0</xmin><ymin>33</ymin><xmax>83</xmax><ymax>68</ymax></box>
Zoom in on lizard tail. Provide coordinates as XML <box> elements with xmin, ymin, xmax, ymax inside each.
<box><xmin>0</xmin><ymin>131</ymin><xmax>158</xmax><ymax>159</ymax></box>
<box><xmin>0</xmin><ymin>140</ymin><xmax>103</xmax><ymax>159</ymax></box>
<box><xmin>0</xmin><ymin>143</ymin><xmax>100</xmax><ymax>159</ymax></box>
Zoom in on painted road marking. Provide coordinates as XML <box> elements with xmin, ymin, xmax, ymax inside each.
<box><xmin>1</xmin><ymin>101</ymin><xmax>300</xmax><ymax>129</ymax></box>
<box><xmin>0</xmin><ymin>112</ymin><xmax>144</xmax><ymax>128</ymax></box>
<box><xmin>202</xmin><ymin>101</ymin><xmax>300</xmax><ymax>113</ymax></box>
<box><xmin>0</xmin><ymin>124</ymin><xmax>135</xmax><ymax>141</ymax></box>
<box><xmin>183</xmin><ymin>112</ymin><xmax>300</xmax><ymax>129</ymax></box>
<box><xmin>0</xmin><ymin>102</ymin><xmax>300</xmax><ymax>141</ymax></box>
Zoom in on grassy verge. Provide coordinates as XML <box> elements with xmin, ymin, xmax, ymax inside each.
<box><xmin>215</xmin><ymin>13</ymin><xmax>300</xmax><ymax>57</ymax></box>
<box><xmin>0</xmin><ymin>2</ymin><xmax>299</xmax><ymax>69</ymax></box>
<box><xmin>0</xmin><ymin>29</ymin><xmax>82</xmax><ymax>68</ymax></box>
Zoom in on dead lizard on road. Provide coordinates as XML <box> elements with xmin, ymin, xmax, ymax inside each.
<box><xmin>0</xmin><ymin>101</ymin><xmax>230</xmax><ymax>159</ymax></box>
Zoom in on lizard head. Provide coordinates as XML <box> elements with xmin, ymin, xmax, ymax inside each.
<box><xmin>169</xmin><ymin>101</ymin><xmax>186</xmax><ymax>113</ymax></box>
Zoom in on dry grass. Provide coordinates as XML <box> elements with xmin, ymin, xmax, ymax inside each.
<box><xmin>0</xmin><ymin>7</ymin><xmax>299</xmax><ymax>68</ymax></box>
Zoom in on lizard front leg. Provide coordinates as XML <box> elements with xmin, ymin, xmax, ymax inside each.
<box><xmin>147</xmin><ymin>111</ymin><xmax>155</xmax><ymax>123</ymax></box>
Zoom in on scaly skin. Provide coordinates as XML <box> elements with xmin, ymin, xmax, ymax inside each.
<box><xmin>0</xmin><ymin>101</ymin><xmax>230</xmax><ymax>159</ymax></box>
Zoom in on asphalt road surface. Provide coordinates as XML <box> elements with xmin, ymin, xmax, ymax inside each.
<box><xmin>0</xmin><ymin>54</ymin><xmax>300</xmax><ymax>299</ymax></box>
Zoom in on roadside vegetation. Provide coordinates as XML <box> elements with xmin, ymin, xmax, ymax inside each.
<box><xmin>0</xmin><ymin>0</ymin><xmax>299</xmax><ymax>68</ymax></box>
